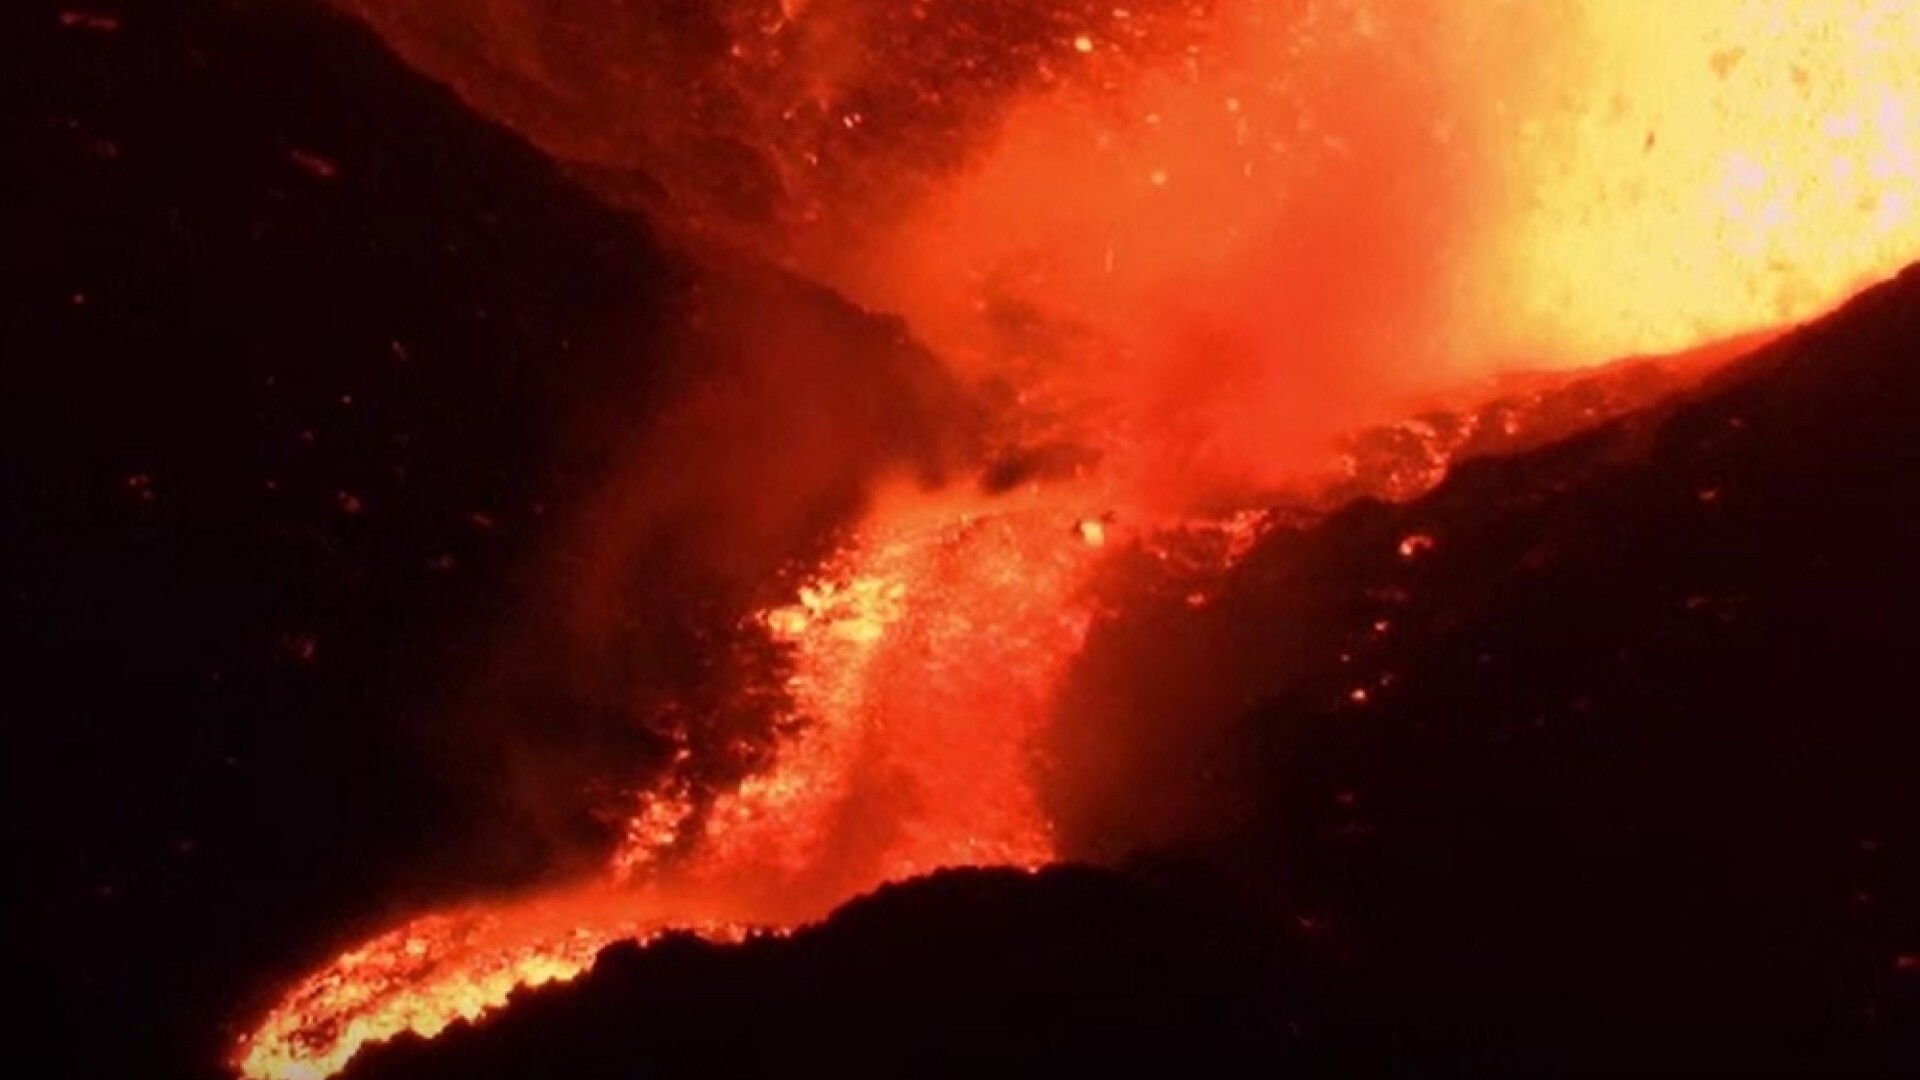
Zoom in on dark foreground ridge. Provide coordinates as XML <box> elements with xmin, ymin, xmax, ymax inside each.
<box><xmin>1055</xmin><ymin>263</ymin><xmax>1920</xmax><ymax>1075</ymax></box>
<box><xmin>352</xmin><ymin>865</ymin><xmax>1330</xmax><ymax>1078</ymax></box>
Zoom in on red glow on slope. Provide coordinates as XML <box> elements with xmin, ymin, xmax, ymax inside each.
<box><xmin>235</xmin><ymin>484</ymin><xmax>1114</xmax><ymax>1078</ymax></box>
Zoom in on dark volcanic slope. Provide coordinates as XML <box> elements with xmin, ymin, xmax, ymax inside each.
<box><xmin>1061</xmin><ymin>265</ymin><xmax>1920</xmax><ymax>1074</ymax></box>
<box><xmin>351</xmin><ymin>865</ymin><xmax>1328</xmax><ymax>1080</ymax></box>
<box><xmin>6</xmin><ymin>3</ymin><xmax>969</xmax><ymax>1078</ymax></box>
<box><xmin>9</xmin><ymin>5</ymin><xmax>674</xmax><ymax>1075</ymax></box>
<box><xmin>346</xmin><ymin>271</ymin><xmax>1920</xmax><ymax>1080</ymax></box>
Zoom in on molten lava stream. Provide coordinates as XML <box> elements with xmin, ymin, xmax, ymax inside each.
<box><xmin>232</xmin><ymin>890</ymin><xmax>748</xmax><ymax>1080</ymax></box>
<box><xmin>237</xmin><ymin>0</ymin><xmax>1920</xmax><ymax>1074</ymax></box>
<box><xmin>234</xmin><ymin>485</ymin><xmax>1119</xmax><ymax>1080</ymax></box>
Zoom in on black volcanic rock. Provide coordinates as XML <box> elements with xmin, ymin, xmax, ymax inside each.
<box><xmin>348</xmin><ymin>866</ymin><xmax>1330</xmax><ymax>1080</ymax></box>
<box><xmin>1051</xmin><ymin>266</ymin><xmax>1920</xmax><ymax>1074</ymax></box>
<box><xmin>6</xmin><ymin>3</ymin><xmax>973</xmax><ymax>1078</ymax></box>
<box><xmin>11</xmin><ymin>2</ymin><xmax>672</xmax><ymax>1072</ymax></box>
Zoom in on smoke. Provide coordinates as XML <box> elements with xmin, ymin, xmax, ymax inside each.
<box><xmin>435</xmin><ymin>259</ymin><xmax>983</xmax><ymax>883</ymax></box>
<box><xmin>333</xmin><ymin>0</ymin><xmax>1509</xmax><ymax>501</ymax></box>
<box><xmin>330</xmin><ymin>0</ymin><xmax>1920</xmax><ymax>879</ymax></box>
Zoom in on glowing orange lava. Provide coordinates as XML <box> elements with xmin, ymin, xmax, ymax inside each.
<box><xmin>325</xmin><ymin>0</ymin><xmax>1920</xmax><ymax>490</ymax></box>
<box><xmin>1472</xmin><ymin>0</ymin><xmax>1920</xmax><ymax>363</ymax></box>
<box><xmin>234</xmin><ymin>894</ymin><xmax>749</xmax><ymax>1080</ymax></box>
<box><xmin>857</xmin><ymin>0</ymin><xmax>1920</xmax><ymax>495</ymax></box>
<box><xmin>239</xmin><ymin>2</ymin><xmax>1920</xmax><ymax>1075</ymax></box>
<box><xmin>234</xmin><ymin>484</ymin><xmax>1115</xmax><ymax>1079</ymax></box>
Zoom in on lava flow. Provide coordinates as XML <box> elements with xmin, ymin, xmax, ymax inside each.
<box><xmin>237</xmin><ymin>3</ymin><xmax>1920</xmax><ymax>1077</ymax></box>
<box><xmin>235</xmin><ymin>484</ymin><xmax>1124</xmax><ymax>1079</ymax></box>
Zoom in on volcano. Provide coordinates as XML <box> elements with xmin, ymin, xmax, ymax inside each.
<box><xmin>10</xmin><ymin>3</ymin><xmax>1920</xmax><ymax>1078</ymax></box>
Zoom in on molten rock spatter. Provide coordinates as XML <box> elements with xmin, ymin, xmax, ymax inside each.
<box><xmin>331</xmin><ymin>1</ymin><xmax>1920</xmax><ymax>492</ymax></box>
<box><xmin>231</xmin><ymin>329</ymin><xmax>1822</xmax><ymax>1079</ymax></box>
<box><xmin>232</xmin><ymin>892</ymin><xmax>753</xmax><ymax>1080</ymax></box>
<box><xmin>690</xmin><ymin>487</ymin><xmax>1106</xmax><ymax>895</ymax></box>
<box><xmin>233</xmin><ymin>485</ymin><xmax>1114</xmax><ymax>1079</ymax></box>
